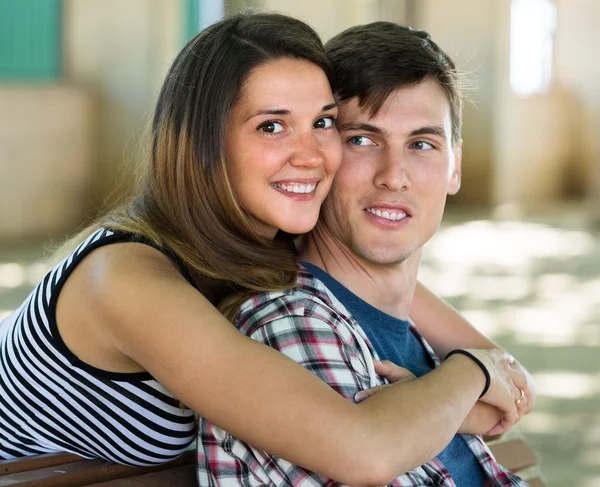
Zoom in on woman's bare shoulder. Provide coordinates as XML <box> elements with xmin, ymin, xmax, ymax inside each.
<box><xmin>56</xmin><ymin>240</ymin><xmax>202</xmax><ymax>373</ymax></box>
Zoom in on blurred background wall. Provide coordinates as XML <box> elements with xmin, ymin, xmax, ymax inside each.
<box><xmin>1</xmin><ymin>1</ymin><xmax>599</xmax><ymax>485</ymax></box>
<box><xmin>1</xmin><ymin>0</ymin><xmax>599</xmax><ymax>241</ymax></box>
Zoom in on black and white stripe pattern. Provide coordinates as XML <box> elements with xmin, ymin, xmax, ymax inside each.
<box><xmin>0</xmin><ymin>228</ymin><xmax>196</xmax><ymax>465</ymax></box>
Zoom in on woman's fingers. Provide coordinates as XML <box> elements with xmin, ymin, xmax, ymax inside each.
<box><xmin>486</xmin><ymin>422</ymin><xmax>509</xmax><ymax>437</ymax></box>
<box><xmin>506</xmin><ymin>360</ymin><xmax>536</xmax><ymax>415</ymax></box>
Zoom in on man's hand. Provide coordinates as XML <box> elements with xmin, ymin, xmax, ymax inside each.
<box><xmin>354</xmin><ymin>360</ymin><xmax>416</xmax><ymax>403</ymax></box>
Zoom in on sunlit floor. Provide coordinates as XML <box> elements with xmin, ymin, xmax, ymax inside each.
<box><xmin>1</xmin><ymin>207</ymin><xmax>599</xmax><ymax>486</ymax></box>
<box><xmin>421</xmin><ymin>206</ymin><xmax>600</xmax><ymax>487</ymax></box>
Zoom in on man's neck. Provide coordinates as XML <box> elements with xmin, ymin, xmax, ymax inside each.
<box><xmin>299</xmin><ymin>225</ymin><xmax>421</xmax><ymax>320</ymax></box>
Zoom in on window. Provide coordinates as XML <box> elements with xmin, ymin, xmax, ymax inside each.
<box><xmin>185</xmin><ymin>0</ymin><xmax>224</xmax><ymax>41</ymax></box>
<box><xmin>0</xmin><ymin>0</ymin><xmax>61</xmax><ymax>80</ymax></box>
<box><xmin>510</xmin><ymin>0</ymin><xmax>557</xmax><ymax>96</ymax></box>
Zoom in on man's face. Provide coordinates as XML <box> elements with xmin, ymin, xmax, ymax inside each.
<box><xmin>319</xmin><ymin>79</ymin><xmax>462</xmax><ymax>267</ymax></box>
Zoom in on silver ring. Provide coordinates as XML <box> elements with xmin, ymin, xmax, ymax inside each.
<box><xmin>515</xmin><ymin>389</ymin><xmax>525</xmax><ymax>405</ymax></box>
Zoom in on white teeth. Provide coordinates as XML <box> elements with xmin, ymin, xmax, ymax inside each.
<box><xmin>366</xmin><ymin>208</ymin><xmax>407</xmax><ymax>221</ymax></box>
<box><xmin>274</xmin><ymin>183</ymin><xmax>317</xmax><ymax>194</ymax></box>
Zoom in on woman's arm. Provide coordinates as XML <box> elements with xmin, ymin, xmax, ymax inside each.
<box><xmin>62</xmin><ymin>244</ymin><xmax>520</xmax><ymax>486</ymax></box>
<box><xmin>361</xmin><ymin>362</ymin><xmax>504</xmax><ymax>437</ymax></box>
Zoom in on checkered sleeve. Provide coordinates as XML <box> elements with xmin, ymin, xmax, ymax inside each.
<box><xmin>249</xmin><ymin>310</ymin><xmax>373</xmax><ymax>400</ymax></box>
<box><xmin>197</xmin><ymin>297</ymin><xmax>374</xmax><ymax>487</ymax></box>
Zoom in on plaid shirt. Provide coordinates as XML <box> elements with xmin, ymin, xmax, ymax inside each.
<box><xmin>197</xmin><ymin>266</ymin><xmax>527</xmax><ymax>487</ymax></box>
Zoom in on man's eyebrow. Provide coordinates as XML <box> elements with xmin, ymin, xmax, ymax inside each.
<box><xmin>409</xmin><ymin>125</ymin><xmax>446</xmax><ymax>138</ymax></box>
<box><xmin>337</xmin><ymin>122</ymin><xmax>385</xmax><ymax>136</ymax></box>
<box><xmin>245</xmin><ymin>103</ymin><xmax>337</xmax><ymax>123</ymax></box>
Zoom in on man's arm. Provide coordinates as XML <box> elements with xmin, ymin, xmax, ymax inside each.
<box><xmin>410</xmin><ymin>281</ymin><xmax>498</xmax><ymax>358</ymax></box>
<box><xmin>410</xmin><ymin>281</ymin><xmax>536</xmax><ymax>433</ymax></box>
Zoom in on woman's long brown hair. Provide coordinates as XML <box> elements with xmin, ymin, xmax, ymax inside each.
<box><xmin>63</xmin><ymin>12</ymin><xmax>335</xmax><ymax>321</ymax></box>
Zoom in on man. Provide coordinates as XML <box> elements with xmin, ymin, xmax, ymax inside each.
<box><xmin>198</xmin><ymin>22</ymin><xmax>529</xmax><ymax>486</ymax></box>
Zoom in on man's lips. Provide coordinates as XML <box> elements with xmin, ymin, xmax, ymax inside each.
<box><xmin>364</xmin><ymin>203</ymin><xmax>412</xmax><ymax>222</ymax></box>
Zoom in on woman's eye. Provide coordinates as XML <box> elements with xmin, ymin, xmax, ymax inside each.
<box><xmin>349</xmin><ymin>135</ymin><xmax>375</xmax><ymax>147</ymax></box>
<box><xmin>314</xmin><ymin>116</ymin><xmax>335</xmax><ymax>129</ymax></box>
<box><xmin>411</xmin><ymin>141</ymin><xmax>434</xmax><ymax>151</ymax></box>
<box><xmin>258</xmin><ymin>121</ymin><xmax>285</xmax><ymax>134</ymax></box>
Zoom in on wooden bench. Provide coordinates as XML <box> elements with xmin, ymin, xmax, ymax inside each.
<box><xmin>0</xmin><ymin>450</ymin><xmax>195</xmax><ymax>486</ymax></box>
<box><xmin>0</xmin><ymin>437</ymin><xmax>545</xmax><ymax>486</ymax></box>
<box><xmin>485</xmin><ymin>435</ymin><xmax>547</xmax><ymax>487</ymax></box>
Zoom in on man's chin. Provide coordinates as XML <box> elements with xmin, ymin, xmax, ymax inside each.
<box><xmin>353</xmin><ymin>245</ymin><xmax>417</xmax><ymax>267</ymax></box>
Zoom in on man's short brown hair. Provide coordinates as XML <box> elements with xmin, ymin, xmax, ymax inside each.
<box><xmin>326</xmin><ymin>22</ymin><xmax>463</xmax><ymax>143</ymax></box>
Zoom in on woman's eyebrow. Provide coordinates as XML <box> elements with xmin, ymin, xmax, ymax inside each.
<box><xmin>245</xmin><ymin>108</ymin><xmax>290</xmax><ymax>122</ymax></box>
<box><xmin>245</xmin><ymin>103</ymin><xmax>337</xmax><ymax>122</ymax></box>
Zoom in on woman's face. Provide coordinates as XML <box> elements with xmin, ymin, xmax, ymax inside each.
<box><xmin>226</xmin><ymin>58</ymin><xmax>341</xmax><ymax>238</ymax></box>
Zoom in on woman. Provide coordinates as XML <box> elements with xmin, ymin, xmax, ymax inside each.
<box><xmin>0</xmin><ymin>11</ymin><xmax>532</xmax><ymax>485</ymax></box>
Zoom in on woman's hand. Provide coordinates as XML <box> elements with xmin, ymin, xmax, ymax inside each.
<box><xmin>483</xmin><ymin>353</ymin><xmax>536</xmax><ymax>436</ymax></box>
<box><xmin>354</xmin><ymin>360</ymin><xmax>416</xmax><ymax>403</ymax></box>
<box><xmin>505</xmin><ymin>353</ymin><xmax>536</xmax><ymax>415</ymax></box>
<box><xmin>460</xmin><ymin>348</ymin><xmax>524</xmax><ymax>433</ymax></box>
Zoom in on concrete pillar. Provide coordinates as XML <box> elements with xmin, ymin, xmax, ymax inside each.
<box><xmin>244</xmin><ymin>0</ymin><xmax>409</xmax><ymax>41</ymax></box>
<box><xmin>63</xmin><ymin>0</ymin><xmax>184</xmax><ymax>208</ymax></box>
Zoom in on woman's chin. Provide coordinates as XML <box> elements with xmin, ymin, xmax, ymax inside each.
<box><xmin>276</xmin><ymin>220</ymin><xmax>318</xmax><ymax>236</ymax></box>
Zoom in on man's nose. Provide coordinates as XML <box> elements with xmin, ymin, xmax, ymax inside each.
<box><xmin>289</xmin><ymin>131</ymin><xmax>325</xmax><ymax>168</ymax></box>
<box><xmin>373</xmin><ymin>151</ymin><xmax>410</xmax><ymax>191</ymax></box>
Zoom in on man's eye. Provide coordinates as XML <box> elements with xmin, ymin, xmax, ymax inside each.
<box><xmin>411</xmin><ymin>141</ymin><xmax>434</xmax><ymax>150</ymax></box>
<box><xmin>349</xmin><ymin>136</ymin><xmax>375</xmax><ymax>146</ymax></box>
<box><xmin>314</xmin><ymin>116</ymin><xmax>335</xmax><ymax>129</ymax></box>
<box><xmin>258</xmin><ymin>121</ymin><xmax>284</xmax><ymax>134</ymax></box>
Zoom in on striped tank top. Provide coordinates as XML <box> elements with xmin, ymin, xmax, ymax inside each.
<box><xmin>0</xmin><ymin>228</ymin><xmax>196</xmax><ymax>465</ymax></box>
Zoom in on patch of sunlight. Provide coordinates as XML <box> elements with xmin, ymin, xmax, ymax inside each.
<box><xmin>0</xmin><ymin>263</ymin><xmax>26</xmax><ymax>289</ymax></box>
<box><xmin>579</xmin><ymin>325</ymin><xmax>600</xmax><ymax>347</ymax></box>
<box><xmin>583</xmin><ymin>448</ymin><xmax>600</xmax><ymax>467</ymax></box>
<box><xmin>427</xmin><ymin>220</ymin><xmax>596</xmax><ymax>272</ymax></box>
<box><xmin>465</xmin><ymin>275</ymin><xmax>531</xmax><ymax>301</ymax></box>
<box><xmin>581</xmin><ymin>475</ymin><xmax>600</xmax><ymax>487</ymax></box>
<box><xmin>27</xmin><ymin>261</ymin><xmax>49</xmax><ymax>285</ymax></box>
<box><xmin>502</xmin><ymin>288</ymin><xmax>598</xmax><ymax>346</ymax></box>
<box><xmin>536</xmin><ymin>273</ymin><xmax>578</xmax><ymax>300</ymax></box>
<box><xmin>419</xmin><ymin>266</ymin><xmax>532</xmax><ymax>302</ymax></box>
<box><xmin>501</xmin><ymin>306</ymin><xmax>580</xmax><ymax>345</ymax></box>
<box><xmin>417</xmin><ymin>264</ymin><xmax>469</xmax><ymax>298</ymax></box>
<box><xmin>580</xmin><ymin>278</ymin><xmax>600</xmax><ymax>304</ymax></box>
<box><xmin>520</xmin><ymin>411</ymin><xmax>559</xmax><ymax>434</ymax></box>
<box><xmin>534</xmin><ymin>372</ymin><xmax>600</xmax><ymax>399</ymax></box>
<box><xmin>584</xmin><ymin>419</ymin><xmax>600</xmax><ymax>445</ymax></box>
<box><xmin>460</xmin><ymin>310</ymin><xmax>499</xmax><ymax>338</ymax></box>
